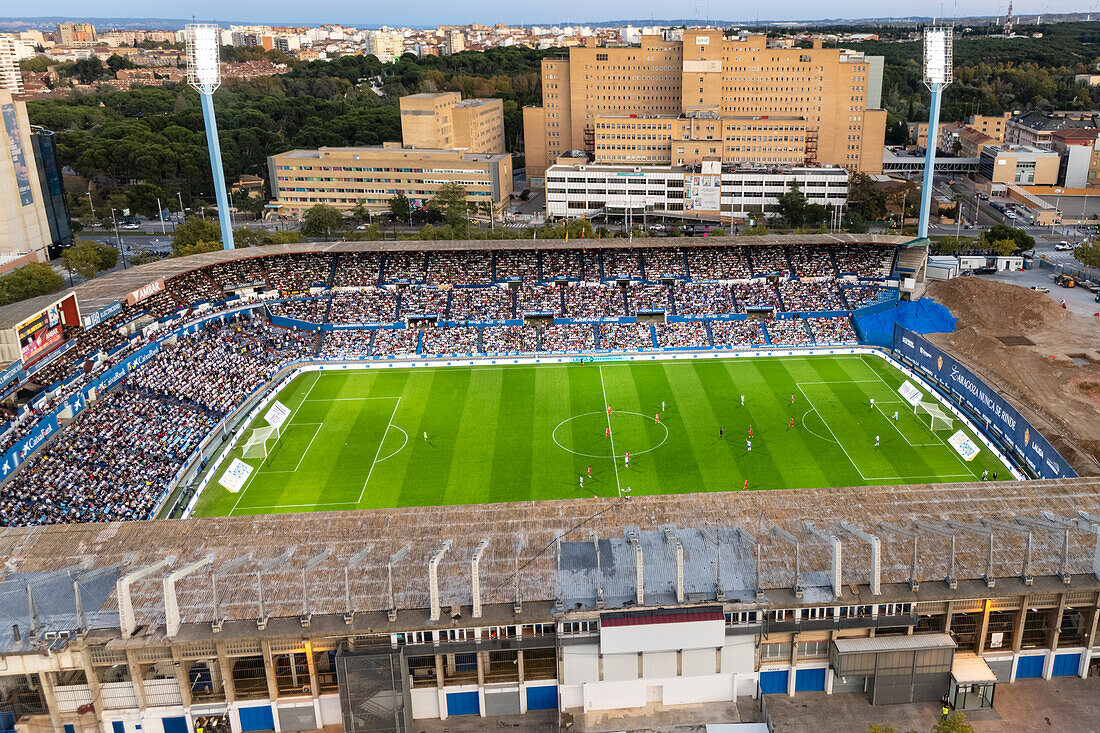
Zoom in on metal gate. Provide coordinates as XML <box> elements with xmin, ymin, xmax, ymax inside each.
<box><xmin>336</xmin><ymin>650</ymin><xmax>406</xmax><ymax>733</ymax></box>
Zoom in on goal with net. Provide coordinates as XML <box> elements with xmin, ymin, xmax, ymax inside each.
<box><xmin>914</xmin><ymin>401</ymin><xmax>954</xmax><ymax>431</ymax></box>
<box><xmin>242</xmin><ymin>424</ymin><xmax>281</xmax><ymax>460</ymax></box>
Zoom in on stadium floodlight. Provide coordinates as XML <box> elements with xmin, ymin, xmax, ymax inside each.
<box><xmin>917</xmin><ymin>27</ymin><xmax>953</xmax><ymax>239</ymax></box>
<box><xmin>186</xmin><ymin>24</ymin><xmax>235</xmax><ymax>250</ymax></box>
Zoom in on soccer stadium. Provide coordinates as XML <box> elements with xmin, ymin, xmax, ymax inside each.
<box><xmin>0</xmin><ymin>236</ymin><xmax>1096</xmax><ymax>733</ymax></box>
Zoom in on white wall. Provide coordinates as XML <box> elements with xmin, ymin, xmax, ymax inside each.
<box><xmin>642</xmin><ymin>651</ymin><xmax>678</xmax><ymax>679</ymax></box>
<box><xmin>410</xmin><ymin>687</ymin><xmax>441</xmax><ymax>719</ymax></box>
<box><xmin>562</xmin><ymin>643</ymin><xmax>600</xmax><ymax>684</ymax></box>
<box><xmin>682</xmin><ymin>648</ymin><xmax>717</xmax><ymax>676</ymax></box>
<box><xmin>602</xmin><ymin>652</ymin><xmax>639</xmax><ymax>681</ymax></box>
<box><xmin>601</xmin><ymin>619</ymin><xmax>724</xmax><ymax>654</ymax></box>
<box><xmin>721</xmin><ymin>637</ymin><xmax>756</xmax><ymax>676</ymax></box>
<box><xmin>319</xmin><ymin>694</ymin><xmax>342</xmax><ymax>725</ymax></box>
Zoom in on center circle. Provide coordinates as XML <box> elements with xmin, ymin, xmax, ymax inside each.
<box><xmin>552</xmin><ymin>411</ymin><xmax>670</xmax><ymax>459</ymax></box>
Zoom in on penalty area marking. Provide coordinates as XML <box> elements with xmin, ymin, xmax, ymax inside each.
<box><xmin>551</xmin><ymin>411</ymin><xmax>670</xmax><ymax>460</ymax></box>
<box><xmin>376</xmin><ymin>425</ymin><xmax>409</xmax><ymax>463</ymax></box>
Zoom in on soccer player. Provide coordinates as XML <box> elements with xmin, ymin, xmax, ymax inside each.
<box><xmin>791</xmin><ymin>393</ymin><xmax>795</xmax><ymax>404</ymax></box>
<box><xmin>579</xmin><ymin>475</ymin><xmax>584</xmax><ymax>489</ymax></box>
<box><xmin>893</xmin><ymin>410</ymin><xmax>899</xmax><ymax>421</ymax></box>
<box><xmin>982</xmin><ymin>469</ymin><xmax>988</xmax><ymax>480</ymax></box>
<box><xmin>655</xmin><ymin>413</ymin><xmax>660</xmax><ymax>424</ymax></box>
<box><xmin>423</xmin><ymin>431</ymin><xmax>428</xmax><ymax>442</ymax></box>
<box><xmin>607</xmin><ymin>405</ymin><xmax>612</xmax><ymax>415</ymax></box>
<box><xmin>870</xmin><ymin>397</ymin><xmax>875</xmax><ymax>410</ymax></box>
<box><xmin>587</xmin><ymin>465</ymin><xmax>592</xmax><ymax>478</ymax></box>
<box><xmin>719</xmin><ymin>427</ymin><xmax>724</xmax><ymax>438</ymax></box>
<box><xmin>748</xmin><ymin>426</ymin><xmax>753</xmax><ymax>438</ymax></box>
<box><xmin>789</xmin><ymin>416</ymin><xmax>794</xmax><ymax>429</ymax></box>
<box><xmin>624</xmin><ymin>451</ymin><xmax>630</xmax><ymax>468</ymax></box>
<box><xmin>661</xmin><ymin>400</ymin><xmax>666</xmax><ymax>411</ymax></box>
<box><xmin>874</xmin><ymin>434</ymin><xmax>880</xmax><ymax>448</ymax></box>
<box><xmin>746</xmin><ymin>439</ymin><xmax>752</xmax><ymax>452</ymax></box>
<box><xmin>605</xmin><ymin>426</ymin><xmax>610</xmax><ymax>439</ymax></box>
<box><xmin>743</xmin><ymin>478</ymin><xmax>748</xmax><ymax>489</ymax></box>
<box><xmin>740</xmin><ymin>394</ymin><xmax>745</xmax><ymax>406</ymax></box>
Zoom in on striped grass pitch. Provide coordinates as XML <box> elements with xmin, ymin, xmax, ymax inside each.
<box><xmin>191</xmin><ymin>355</ymin><xmax>1010</xmax><ymax>517</ymax></box>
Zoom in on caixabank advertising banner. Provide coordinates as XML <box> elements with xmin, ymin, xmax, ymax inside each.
<box><xmin>893</xmin><ymin>324</ymin><xmax>1075</xmax><ymax>479</ymax></box>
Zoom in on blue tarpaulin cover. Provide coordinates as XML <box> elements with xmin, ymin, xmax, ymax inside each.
<box><xmin>856</xmin><ymin>298</ymin><xmax>956</xmax><ymax>346</ymax></box>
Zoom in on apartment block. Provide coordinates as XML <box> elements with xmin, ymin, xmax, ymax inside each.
<box><xmin>400</xmin><ymin>92</ymin><xmax>505</xmax><ymax>154</ymax></box>
<box><xmin>55</xmin><ymin>22</ymin><xmax>97</xmax><ymax>45</ymax></box>
<box><xmin>545</xmin><ymin>157</ymin><xmax>848</xmax><ymax>222</ymax></box>
<box><xmin>267</xmin><ymin>142</ymin><xmax>512</xmax><ymax>217</ymax></box>
<box><xmin>367</xmin><ymin>30</ymin><xmax>405</xmax><ymax>61</ymax></box>
<box><xmin>977</xmin><ymin>144</ymin><xmax>1060</xmax><ymax>186</ymax></box>
<box><xmin>523</xmin><ymin>31</ymin><xmax>885</xmax><ymax>185</ymax></box>
<box><xmin>1050</xmin><ymin>128</ymin><xmax>1100</xmax><ymax>188</ymax></box>
<box><xmin>0</xmin><ymin>37</ymin><xmax>22</xmax><ymax>94</ymax></box>
<box><xmin>1005</xmin><ymin>111</ymin><xmax>1100</xmax><ymax>148</ymax></box>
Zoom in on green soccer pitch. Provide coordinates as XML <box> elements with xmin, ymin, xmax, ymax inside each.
<box><xmin>189</xmin><ymin>354</ymin><xmax>1013</xmax><ymax>517</ymax></box>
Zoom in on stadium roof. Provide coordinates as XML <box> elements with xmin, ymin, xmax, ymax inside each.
<box><xmin>0</xmin><ymin>235</ymin><xmax>912</xmax><ymax>331</ymax></box>
<box><xmin>0</xmin><ymin>477</ymin><xmax>1097</xmax><ymax>644</ymax></box>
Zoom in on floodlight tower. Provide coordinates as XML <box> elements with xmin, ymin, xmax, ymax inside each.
<box><xmin>186</xmin><ymin>24</ymin><xmax>235</xmax><ymax>249</ymax></box>
<box><xmin>917</xmin><ymin>27</ymin><xmax>953</xmax><ymax>239</ymax></box>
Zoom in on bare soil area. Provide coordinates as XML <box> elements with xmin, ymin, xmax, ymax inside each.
<box><xmin>923</xmin><ymin>277</ymin><xmax>1100</xmax><ymax>475</ymax></box>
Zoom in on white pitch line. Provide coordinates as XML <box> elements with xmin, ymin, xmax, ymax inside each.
<box><xmin>872</xmin><ymin>404</ymin><xmax>939</xmax><ymax>448</ymax></box>
<box><xmin>597</xmin><ymin>364</ymin><xmax>623</xmax><ymax>497</ymax></box>
<box><xmin>228</xmin><ymin>371</ymin><xmax>321</xmax><ymax>516</ymax></box>
<box><xmin>357</xmin><ymin>397</ymin><xmax>402</xmax><ymax>505</ymax></box>
<box><xmin>796</xmin><ymin>383</ymin><xmax>866</xmax><ymax>481</ymax></box>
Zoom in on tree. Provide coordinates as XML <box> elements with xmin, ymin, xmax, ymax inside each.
<box><xmin>62</xmin><ymin>240</ymin><xmax>118</xmax><ymax>280</ymax></box>
<box><xmin>982</xmin><ymin>223</ymin><xmax>1034</xmax><ymax>254</ymax></box>
<box><xmin>71</xmin><ymin>57</ymin><xmax>107</xmax><ymax>85</ymax></box>
<box><xmin>847</xmin><ymin>173</ymin><xmax>888</xmax><ymax>222</ymax></box>
<box><xmin>0</xmin><ymin>263</ymin><xmax>64</xmax><ymax>306</ymax></box>
<box><xmin>389</xmin><ymin>193</ymin><xmax>412</xmax><ymax>223</ymax></box>
<box><xmin>232</xmin><ymin>191</ymin><xmax>265</xmax><ymax>218</ymax></box>
<box><xmin>431</xmin><ymin>183</ymin><xmax>469</xmax><ymax>235</ymax></box>
<box><xmin>106</xmin><ymin>54</ymin><xmax>136</xmax><ymax>74</ymax></box>
<box><xmin>172</xmin><ymin>217</ymin><xmax>221</xmax><ymax>253</ymax></box>
<box><xmin>300</xmin><ymin>204</ymin><xmax>344</xmax><ymax>239</ymax></box>
<box><xmin>171</xmin><ymin>240</ymin><xmax>224</xmax><ymax>258</ymax></box>
<box><xmin>844</xmin><ymin>211</ymin><xmax>870</xmax><ymax>233</ymax></box>
<box><xmin>987</xmin><ymin>238</ymin><xmax>1019</xmax><ymax>256</ymax></box>
<box><xmin>1074</xmin><ymin>241</ymin><xmax>1100</xmax><ymax>269</ymax></box>
<box><xmin>776</xmin><ymin>182</ymin><xmax>809</xmax><ymax>228</ymax></box>
<box><xmin>128</xmin><ymin>250</ymin><xmax>162</xmax><ymax>266</ymax></box>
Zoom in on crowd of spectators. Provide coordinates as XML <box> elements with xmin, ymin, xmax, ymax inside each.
<box><xmin>711</xmin><ymin>320</ymin><xmax>766</xmax><ymax>348</ymax></box>
<box><xmin>206</xmin><ymin>258</ymin><xmax>268</xmax><ymax>291</ymax></box>
<box><xmin>599</xmin><ymin>324</ymin><xmax>654</xmax><ymax>351</ymax></box>
<box><xmin>333</xmin><ymin>252</ymin><xmax>382</xmax><ymax>287</ymax></box>
<box><xmin>267</xmin><ymin>298</ymin><xmax>329</xmax><ymax>323</ymax></box>
<box><xmin>777</xmin><ymin>280</ymin><xmax>844</xmax><ymax>312</ymax></box>
<box><xmin>383</xmin><ymin>252</ymin><xmax>426</xmax><ymax>282</ymax></box>
<box><xmin>749</xmin><ymin>247</ymin><xmax>791</xmax><ymax>277</ymax></box>
<box><xmin>517</xmin><ymin>285</ymin><xmax>562</xmax><ymax>316</ymax></box>
<box><xmin>628</xmin><ymin>284</ymin><xmax>671</xmax><ymax>314</ymax></box>
<box><xmin>732</xmin><ymin>281</ymin><xmax>781</xmax><ymax>311</ymax></box>
<box><xmin>787</xmin><ymin>246</ymin><xmax>835</xmax><ymax>278</ymax></box>
<box><xmin>169</xmin><ymin>269</ymin><xmax>225</xmax><ymax>305</ymax></box>
<box><xmin>580</xmin><ymin>249</ymin><xmax>601</xmax><ymax>281</ymax></box>
<box><xmin>398</xmin><ymin>287</ymin><xmax>449</xmax><ymax>317</ymax></box>
<box><xmin>482</xmin><ymin>326</ymin><xmax>540</xmax><ymax>354</ymax></box>
<box><xmin>319</xmin><ymin>330</ymin><xmax>373</xmax><ymax>359</ymax></box>
<box><xmin>603</xmin><ymin>249</ymin><xmax>643</xmax><ymax>279</ymax></box>
<box><xmin>494</xmin><ymin>250</ymin><xmax>540</xmax><ymax>281</ymax></box>
<box><xmin>672</xmin><ymin>283</ymin><xmax>734</xmax><ymax>315</ymax></box>
<box><xmin>427</xmin><ymin>252</ymin><xmax>492</xmax><ymax>285</ymax></box>
<box><xmin>421</xmin><ymin>326</ymin><xmax>480</xmax><ymax>356</ymax></box>
<box><xmin>766</xmin><ymin>318</ymin><xmax>813</xmax><ymax>346</ymax></box>
<box><xmin>563</xmin><ymin>285</ymin><xmax>625</xmax><ymax>319</ymax></box>
<box><xmin>842</xmin><ymin>285</ymin><xmax>889</xmax><ymax>308</ymax></box>
<box><xmin>136</xmin><ymin>289</ymin><xmax>185</xmax><ymax>319</ymax></box>
<box><xmin>328</xmin><ymin>289</ymin><xmax>397</xmax><ymax>325</ymax></box>
<box><xmin>540</xmin><ymin>249</ymin><xmax>582</xmax><ymax>280</ymax></box>
<box><xmin>539</xmin><ymin>324</ymin><xmax>594</xmax><ymax>352</ymax></box>
<box><xmin>643</xmin><ymin>247</ymin><xmax>687</xmax><ymax>278</ymax></box>
<box><xmin>371</xmin><ymin>328</ymin><xmax>419</xmax><ymax>357</ymax></box>
<box><xmin>686</xmin><ymin>246</ymin><xmax>753</xmax><ymax>280</ymax></box>
<box><xmin>655</xmin><ymin>321</ymin><xmax>709</xmax><ymax>349</ymax></box>
<box><xmin>265</xmin><ymin>253</ymin><xmax>333</xmax><ymax>292</ymax></box>
<box><xmin>128</xmin><ymin>320</ymin><xmax>310</xmax><ymax>415</ymax></box>
<box><xmin>807</xmin><ymin>317</ymin><xmax>858</xmax><ymax>345</ymax></box>
<box><xmin>0</xmin><ymin>389</ymin><xmax>219</xmax><ymax>526</ymax></box>
<box><xmin>450</xmin><ymin>288</ymin><xmax>514</xmax><ymax>321</ymax></box>
<box><xmin>834</xmin><ymin>244</ymin><xmax>895</xmax><ymax>278</ymax></box>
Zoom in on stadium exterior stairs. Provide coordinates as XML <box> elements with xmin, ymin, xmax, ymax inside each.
<box><xmin>895</xmin><ymin>247</ymin><xmax>928</xmax><ymax>281</ymax></box>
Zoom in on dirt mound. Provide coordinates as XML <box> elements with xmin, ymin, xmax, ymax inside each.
<box><xmin>922</xmin><ymin>278</ymin><xmax>1100</xmax><ymax>475</ymax></box>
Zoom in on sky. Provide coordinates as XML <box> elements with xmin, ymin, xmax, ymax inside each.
<box><xmin>20</xmin><ymin>0</ymin><xmax>1090</xmax><ymax>26</ymax></box>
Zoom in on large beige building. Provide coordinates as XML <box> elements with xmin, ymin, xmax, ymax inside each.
<box><xmin>400</xmin><ymin>92</ymin><xmax>506</xmax><ymax>154</ymax></box>
<box><xmin>0</xmin><ymin>89</ymin><xmax>51</xmax><ymax>259</ymax></box>
<box><xmin>267</xmin><ymin>142</ymin><xmax>512</xmax><ymax>217</ymax></box>
<box><xmin>0</xmin><ymin>37</ymin><xmax>22</xmax><ymax>94</ymax></box>
<box><xmin>523</xmin><ymin>31</ymin><xmax>886</xmax><ymax>185</ymax></box>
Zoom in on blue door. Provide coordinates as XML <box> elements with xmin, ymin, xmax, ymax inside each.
<box><xmin>1015</xmin><ymin>655</ymin><xmax>1044</xmax><ymax>679</ymax></box>
<box><xmin>526</xmin><ymin>685</ymin><xmax>558</xmax><ymax>711</ymax></box>
<box><xmin>760</xmin><ymin>669</ymin><xmax>789</xmax><ymax>695</ymax></box>
<box><xmin>1052</xmin><ymin>653</ymin><xmax>1080</xmax><ymax>677</ymax></box>
<box><xmin>446</xmin><ymin>691</ymin><xmax>480</xmax><ymax>716</ymax></box>
<box><xmin>162</xmin><ymin>717</ymin><xmax>188</xmax><ymax>733</ymax></box>
<box><xmin>795</xmin><ymin>667</ymin><xmax>827</xmax><ymax>692</ymax></box>
<box><xmin>238</xmin><ymin>704</ymin><xmax>276</xmax><ymax>731</ymax></box>
<box><xmin>61</xmin><ymin>725</ymin><xmax>74</xmax><ymax>733</ymax></box>
<box><xmin>112</xmin><ymin>722</ymin><xmax>125</xmax><ymax>733</ymax></box>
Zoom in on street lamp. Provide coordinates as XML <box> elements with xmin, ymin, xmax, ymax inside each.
<box><xmin>186</xmin><ymin>24</ymin><xmax>235</xmax><ymax>250</ymax></box>
<box><xmin>917</xmin><ymin>27</ymin><xmax>953</xmax><ymax>239</ymax></box>
<box><xmin>86</xmin><ymin>191</ymin><xmax>95</xmax><ymax>222</ymax></box>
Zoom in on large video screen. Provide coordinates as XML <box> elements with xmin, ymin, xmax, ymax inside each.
<box><xmin>17</xmin><ymin>293</ymin><xmax>80</xmax><ymax>366</ymax></box>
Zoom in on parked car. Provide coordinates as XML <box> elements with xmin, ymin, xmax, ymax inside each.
<box><xmin>121</xmin><ymin>223</ymin><xmax>141</xmax><ymax>230</ymax></box>
<box><xmin>1054</xmin><ymin>242</ymin><xmax>1073</xmax><ymax>251</ymax></box>
<box><xmin>1004</xmin><ymin>210</ymin><xmax>1017</xmax><ymax>219</ymax></box>
<box><xmin>1031</xmin><ymin>285</ymin><xmax>1050</xmax><ymax>293</ymax></box>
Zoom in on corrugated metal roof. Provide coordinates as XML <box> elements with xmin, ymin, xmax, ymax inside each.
<box><xmin>834</xmin><ymin>633</ymin><xmax>956</xmax><ymax>654</ymax></box>
<box><xmin>952</xmin><ymin>654</ymin><xmax>998</xmax><ymax>684</ymax></box>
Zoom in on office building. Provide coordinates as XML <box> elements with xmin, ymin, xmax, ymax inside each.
<box><xmin>1005</xmin><ymin>111</ymin><xmax>1100</xmax><ymax>149</ymax></box>
<box><xmin>0</xmin><ymin>36</ymin><xmax>22</xmax><ymax>94</ymax></box>
<box><xmin>978</xmin><ymin>144</ymin><xmax>1060</xmax><ymax>187</ymax></box>
<box><xmin>400</xmin><ymin>92</ymin><xmax>506</xmax><ymax>154</ymax></box>
<box><xmin>267</xmin><ymin>142</ymin><xmax>512</xmax><ymax>217</ymax></box>
<box><xmin>29</xmin><ymin>126</ymin><xmax>73</xmax><ymax>255</ymax></box>
<box><xmin>545</xmin><ymin>156</ymin><xmax>848</xmax><ymax>222</ymax></box>
<box><xmin>523</xmin><ymin>31</ymin><xmax>886</xmax><ymax>186</ymax></box>
<box><xmin>0</xmin><ymin>89</ymin><xmax>51</xmax><ymax>258</ymax></box>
